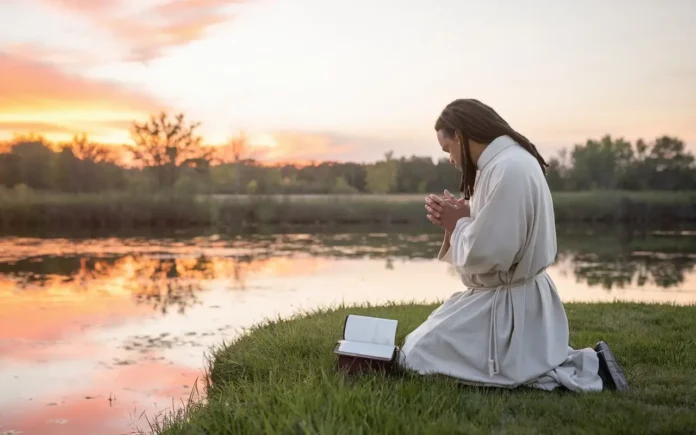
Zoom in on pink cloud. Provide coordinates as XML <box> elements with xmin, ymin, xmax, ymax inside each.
<box><xmin>42</xmin><ymin>0</ymin><xmax>249</xmax><ymax>61</ymax></box>
<box><xmin>215</xmin><ymin>131</ymin><xmax>434</xmax><ymax>165</ymax></box>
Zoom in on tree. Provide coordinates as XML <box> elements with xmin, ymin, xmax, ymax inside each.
<box><xmin>427</xmin><ymin>157</ymin><xmax>461</xmax><ymax>193</ymax></box>
<box><xmin>8</xmin><ymin>137</ymin><xmax>54</xmax><ymax>190</ymax></box>
<box><xmin>643</xmin><ymin>136</ymin><xmax>695</xmax><ymax>190</ymax></box>
<box><xmin>212</xmin><ymin>132</ymin><xmax>249</xmax><ymax>192</ymax></box>
<box><xmin>545</xmin><ymin>157</ymin><xmax>566</xmax><ymax>191</ymax></box>
<box><xmin>128</xmin><ymin>112</ymin><xmax>211</xmax><ymax>188</ymax></box>
<box><xmin>54</xmin><ymin>135</ymin><xmax>127</xmax><ymax>193</ymax></box>
<box><xmin>395</xmin><ymin>156</ymin><xmax>436</xmax><ymax>193</ymax></box>
<box><xmin>545</xmin><ymin>135</ymin><xmax>696</xmax><ymax>192</ymax></box>
<box><xmin>70</xmin><ymin>133</ymin><xmax>114</xmax><ymax>163</ymax></box>
<box><xmin>566</xmin><ymin>135</ymin><xmax>634</xmax><ymax>190</ymax></box>
<box><xmin>331</xmin><ymin>175</ymin><xmax>358</xmax><ymax>194</ymax></box>
<box><xmin>365</xmin><ymin>157</ymin><xmax>398</xmax><ymax>194</ymax></box>
<box><xmin>1</xmin><ymin>121</ymin><xmax>694</xmax><ymax>195</ymax></box>
<box><xmin>52</xmin><ymin>146</ymin><xmax>80</xmax><ymax>192</ymax></box>
<box><xmin>0</xmin><ymin>153</ymin><xmax>21</xmax><ymax>188</ymax></box>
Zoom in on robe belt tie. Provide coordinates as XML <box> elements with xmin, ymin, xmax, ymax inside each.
<box><xmin>474</xmin><ymin>269</ymin><xmax>548</xmax><ymax>378</ymax></box>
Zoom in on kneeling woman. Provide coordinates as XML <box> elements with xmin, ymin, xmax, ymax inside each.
<box><xmin>400</xmin><ymin>99</ymin><xmax>628</xmax><ymax>392</ymax></box>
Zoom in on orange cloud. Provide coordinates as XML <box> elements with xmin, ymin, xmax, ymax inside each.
<box><xmin>243</xmin><ymin>131</ymin><xmax>356</xmax><ymax>164</ymax></box>
<box><xmin>45</xmin><ymin>0</ymin><xmax>110</xmax><ymax>12</ymax></box>
<box><xmin>43</xmin><ymin>0</ymin><xmax>248</xmax><ymax>62</ymax></box>
<box><xmin>0</xmin><ymin>121</ymin><xmax>75</xmax><ymax>136</ymax></box>
<box><xmin>238</xmin><ymin>131</ymin><xmax>429</xmax><ymax>165</ymax></box>
<box><xmin>0</xmin><ymin>53</ymin><xmax>161</xmax><ymax>143</ymax></box>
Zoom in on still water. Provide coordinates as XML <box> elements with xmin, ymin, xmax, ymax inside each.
<box><xmin>1</xmin><ymin>227</ymin><xmax>695</xmax><ymax>434</ymax></box>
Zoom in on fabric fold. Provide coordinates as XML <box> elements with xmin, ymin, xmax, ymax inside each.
<box><xmin>401</xmin><ymin>135</ymin><xmax>602</xmax><ymax>392</ymax></box>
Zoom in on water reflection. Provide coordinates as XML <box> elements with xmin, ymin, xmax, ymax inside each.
<box><xmin>555</xmin><ymin>226</ymin><xmax>696</xmax><ymax>290</ymax></box>
<box><xmin>0</xmin><ymin>231</ymin><xmax>694</xmax><ymax>313</ymax></box>
<box><xmin>0</xmin><ymin>228</ymin><xmax>694</xmax><ymax>434</ymax></box>
<box><xmin>566</xmin><ymin>252</ymin><xmax>695</xmax><ymax>290</ymax></box>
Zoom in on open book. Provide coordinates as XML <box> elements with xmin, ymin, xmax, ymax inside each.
<box><xmin>336</xmin><ymin>315</ymin><xmax>398</xmax><ymax>360</ymax></box>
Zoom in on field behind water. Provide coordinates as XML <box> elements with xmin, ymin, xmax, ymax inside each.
<box><xmin>0</xmin><ymin>190</ymin><xmax>695</xmax><ymax>231</ymax></box>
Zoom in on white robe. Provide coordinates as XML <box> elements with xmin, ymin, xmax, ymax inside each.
<box><xmin>400</xmin><ymin>135</ymin><xmax>602</xmax><ymax>392</ymax></box>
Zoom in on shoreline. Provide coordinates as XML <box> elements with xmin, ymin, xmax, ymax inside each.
<box><xmin>1</xmin><ymin>190</ymin><xmax>695</xmax><ymax>231</ymax></box>
<box><xmin>141</xmin><ymin>301</ymin><xmax>696</xmax><ymax>434</ymax></box>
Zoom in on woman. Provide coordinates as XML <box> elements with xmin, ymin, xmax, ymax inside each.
<box><xmin>399</xmin><ymin>99</ymin><xmax>628</xmax><ymax>392</ymax></box>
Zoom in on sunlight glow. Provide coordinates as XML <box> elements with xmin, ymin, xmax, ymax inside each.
<box><xmin>0</xmin><ymin>0</ymin><xmax>693</xmax><ymax>161</ymax></box>
<box><xmin>248</xmin><ymin>133</ymin><xmax>278</xmax><ymax>148</ymax></box>
<box><xmin>0</xmin><ymin>107</ymin><xmax>149</xmax><ymax>144</ymax></box>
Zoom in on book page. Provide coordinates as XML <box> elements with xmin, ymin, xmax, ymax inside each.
<box><xmin>337</xmin><ymin>340</ymin><xmax>395</xmax><ymax>360</ymax></box>
<box><xmin>344</xmin><ymin>315</ymin><xmax>397</xmax><ymax>346</ymax></box>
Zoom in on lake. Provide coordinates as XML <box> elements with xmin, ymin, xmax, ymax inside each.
<box><xmin>1</xmin><ymin>225</ymin><xmax>695</xmax><ymax>434</ymax></box>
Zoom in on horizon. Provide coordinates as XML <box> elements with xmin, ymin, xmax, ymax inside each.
<box><xmin>1</xmin><ymin>127</ymin><xmax>691</xmax><ymax>168</ymax></box>
<box><xmin>1</xmin><ymin>0</ymin><xmax>695</xmax><ymax>164</ymax></box>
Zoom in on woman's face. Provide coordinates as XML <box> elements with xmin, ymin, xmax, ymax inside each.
<box><xmin>437</xmin><ymin>129</ymin><xmax>463</xmax><ymax>169</ymax></box>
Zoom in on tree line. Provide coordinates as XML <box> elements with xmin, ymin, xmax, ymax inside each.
<box><xmin>0</xmin><ymin>112</ymin><xmax>694</xmax><ymax>195</ymax></box>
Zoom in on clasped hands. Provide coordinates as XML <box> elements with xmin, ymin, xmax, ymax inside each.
<box><xmin>425</xmin><ymin>189</ymin><xmax>471</xmax><ymax>233</ymax></box>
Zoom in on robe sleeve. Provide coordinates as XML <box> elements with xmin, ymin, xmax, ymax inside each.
<box><xmin>437</xmin><ymin>232</ymin><xmax>453</xmax><ymax>264</ymax></box>
<box><xmin>448</xmin><ymin>163</ymin><xmax>533</xmax><ymax>275</ymax></box>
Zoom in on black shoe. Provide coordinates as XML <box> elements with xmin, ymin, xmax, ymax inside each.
<box><xmin>595</xmin><ymin>341</ymin><xmax>629</xmax><ymax>392</ymax></box>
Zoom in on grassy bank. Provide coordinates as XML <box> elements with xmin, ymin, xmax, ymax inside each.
<box><xmin>1</xmin><ymin>190</ymin><xmax>695</xmax><ymax>231</ymax></box>
<box><xmin>144</xmin><ymin>302</ymin><xmax>696</xmax><ymax>435</ymax></box>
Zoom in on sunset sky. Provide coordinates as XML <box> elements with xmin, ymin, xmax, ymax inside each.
<box><xmin>0</xmin><ymin>0</ymin><xmax>694</xmax><ymax>163</ymax></box>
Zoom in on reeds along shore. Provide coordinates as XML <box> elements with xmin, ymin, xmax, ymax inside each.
<box><xmin>0</xmin><ymin>191</ymin><xmax>695</xmax><ymax>230</ymax></box>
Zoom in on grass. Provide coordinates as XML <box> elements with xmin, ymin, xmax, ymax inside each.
<box><xmin>1</xmin><ymin>190</ymin><xmax>696</xmax><ymax>231</ymax></box>
<box><xmin>140</xmin><ymin>302</ymin><xmax>696</xmax><ymax>435</ymax></box>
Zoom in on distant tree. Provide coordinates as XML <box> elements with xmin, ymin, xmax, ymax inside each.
<box><xmin>210</xmin><ymin>164</ymin><xmax>239</xmax><ymax>193</ymax></box>
<box><xmin>52</xmin><ymin>146</ymin><xmax>80</xmax><ymax>192</ymax></box>
<box><xmin>545</xmin><ymin>157</ymin><xmax>566</xmax><ymax>191</ymax></box>
<box><xmin>1</xmin><ymin>121</ymin><xmax>694</xmax><ymax>195</ymax></box>
<box><xmin>395</xmin><ymin>156</ymin><xmax>436</xmax><ymax>193</ymax></box>
<box><xmin>643</xmin><ymin>136</ymin><xmax>696</xmax><ymax>190</ymax></box>
<box><xmin>128</xmin><ymin>112</ymin><xmax>211</xmax><ymax>188</ymax></box>
<box><xmin>565</xmin><ymin>135</ymin><xmax>634</xmax><ymax>190</ymax></box>
<box><xmin>212</xmin><ymin>132</ymin><xmax>249</xmax><ymax>192</ymax></box>
<box><xmin>366</xmin><ymin>153</ymin><xmax>398</xmax><ymax>194</ymax></box>
<box><xmin>0</xmin><ymin>153</ymin><xmax>21</xmax><ymax>188</ymax></box>
<box><xmin>546</xmin><ymin>135</ymin><xmax>696</xmax><ymax>192</ymax></box>
<box><xmin>6</xmin><ymin>137</ymin><xmax>54</xmax><ymax>190</ymax></box>
<box><xmin>53</xmin><ymin>135</ymin><xmax>127</xmax><ymax>192</ymax></box>
<box><xmin>331</xmin><ymin>175</ymin><xmax>359</xmax><ymax>194</ymax></box>
<box><xmin>426</xmin><ymin>157</ymin><xmax>461</xmax><ymax>193</ymax></box>
<box><xmin>70</xmin><ymin>133</ymin><xmax>114</xmax><ymax>163</ymax></box>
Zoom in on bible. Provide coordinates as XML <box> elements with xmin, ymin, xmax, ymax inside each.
<box><xmin>333</xmin><ymin>314</ymin><xmax>399</xmax><ymax>374</ymax></box>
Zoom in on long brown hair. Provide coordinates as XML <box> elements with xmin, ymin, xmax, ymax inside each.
<box><xmin>434</xmin><ymin>99</ymin><xmax>548</xmax><ymax>199</ymax></box>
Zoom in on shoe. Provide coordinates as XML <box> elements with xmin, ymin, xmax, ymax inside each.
<box><xmin>595</xmin><ymin>341</ymin><xmax>629</xmax><ymax>392</ymax></box>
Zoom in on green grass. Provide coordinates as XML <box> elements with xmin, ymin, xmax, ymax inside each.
<box><xmin>141</xmin><ymin>302</ymin><xmax>696</xmax><ymax>435</ymax></box>
<box><xmin>1</xmin><ymin>190</ymin><xmax>695</xmax><ymax>231</ymax></box>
